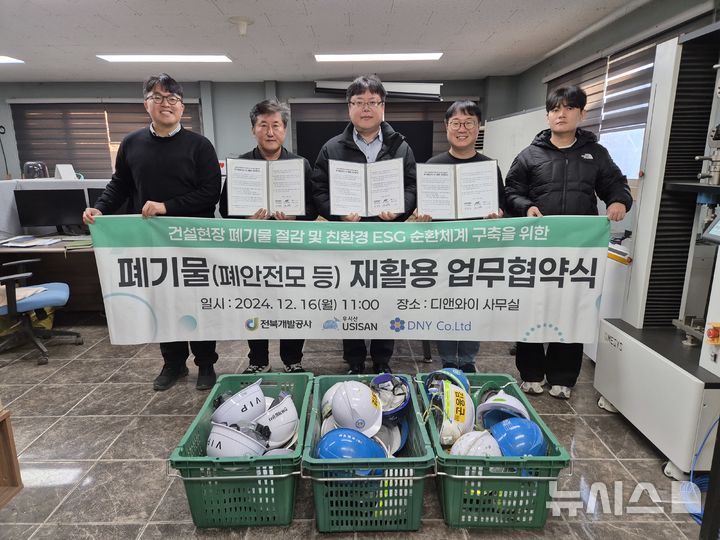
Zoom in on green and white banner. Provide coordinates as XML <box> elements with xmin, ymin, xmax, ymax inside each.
<box><xmin>90</xmin><ymin>216</ymin><xmax>610</xmax><ymax>345</ymax></box>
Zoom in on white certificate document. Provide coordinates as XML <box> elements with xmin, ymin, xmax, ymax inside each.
<box><xmin>416</xmin><ymin>164</ymin><xmax>456</xmax><ymax>220</ymax></box>
<box><xmin>329</xmin><ymin>160</ymin><xmax>366</xmax><ymax>216</ymax></box>
<box><xmin>456</xmin><ymin>160</ymin><xmax>499</xmax><ymax>219</ymax></box>
<box><xmin>226</xmin><ymin>158</ymin><xmax>268</xmax><ymax>216</ymax></box>
<box><xmin>366</xmin><ymin>158</ymin><xmax>405</xmax><ymax>216</ymax></box>
<box><xmin>268</xmin><ymin>159</ymin><xmax>305</xmax><ymax>216</ymax></box>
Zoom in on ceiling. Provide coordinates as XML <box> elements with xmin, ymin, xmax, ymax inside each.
<box><xmin>0</xmin><ymin>0</ymin><xmax>645</xmax><ymax>83</ymax></box>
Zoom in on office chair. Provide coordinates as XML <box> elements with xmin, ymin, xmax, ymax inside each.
<box><xmin>0</xmin><ymin>258</ymin><xmax>83</xmax><ymax>364</ymax></box>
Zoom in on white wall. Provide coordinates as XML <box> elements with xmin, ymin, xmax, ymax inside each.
<box><xmin>483</xmin><ymin>107</ymin><xmax>547</xmax><ymax>177</ymax></box>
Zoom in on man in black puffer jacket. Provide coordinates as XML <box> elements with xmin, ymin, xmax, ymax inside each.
<box><xmin>505</xmin><ymin>85</ymin><xmax>632</xmax><ymax>400</ymax></box>
<box><xmin>311</xmin><ymin>74</ymin><xmax>417</xmax><ymax>375</ymax></box>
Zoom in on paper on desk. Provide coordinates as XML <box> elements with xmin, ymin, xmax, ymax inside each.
<box><xmin>0</xmin><ymin>235</ymin><xmax>34</xmax><ymax>244</ymax></box>
<box><xmin>3</xmin><ymin>238</ymin><xmax>61</xmax><ymax>248</ymax></box>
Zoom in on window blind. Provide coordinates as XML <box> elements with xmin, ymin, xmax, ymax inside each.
<box><xmin>11</xmin><ymin>102</ymin><xmax>201</xmax><ymax>179</ymax></box>
<box><xmin>599</xmin><ymin>44</ymin><xmax>656</xmax><ymax>133</ymax></box>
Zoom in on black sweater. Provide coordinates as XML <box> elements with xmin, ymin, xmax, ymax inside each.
<box><xmin>218</xmin><ymin>146</ymin><xmax>318</xmax><ymax>220</ymax></box>
<box><xmin>95</xmin><ymin>127</ymin><xmax>221</xmax><ymax>218</ymax></box>
<box><xmin>425</xmin><ymin>151</ymin><xmax>506</xmax><ymax>214</ymax></box>
<box><xmin>311</xmin><ymin>122</ymin><xmax>417</xmax><ymax>221</ymax></box>
<box><xmin>504</xmin><ymin>128</ymin><xmax>632</xmax><ymax>217</ymax></box>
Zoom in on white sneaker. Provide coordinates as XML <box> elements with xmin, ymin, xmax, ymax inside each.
<box><xmin>520</xmin><ymin>381</ymin><xmax>544</xmax><ymax>394</ymax></box>
<box><xmin>549</xmin><ymin>385</ymin><xmax>571</xmax><ymax>399</ymax></box>
<box><xmin>242</xmin><ymin>364</ymin><xmax>271</xmax><ymax>374</ymax></box>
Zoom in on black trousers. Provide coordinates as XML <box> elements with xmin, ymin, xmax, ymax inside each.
<box><xmin>248</xmin><ymin>339</ymin><xmax>304</xmax><ymax>367</ymax></box>
<box><xmin>159</xmin><ymin>341</ymin><xmax>218</xmax><ymax>369</ymax></box>
<box><xmin>343</xmin><ymin>339</ymin><xmax>394</xmax><ymax>366</ymax></box>
<box><xmin>515</xmin><ymin>341</ymin><xmax>583</xmax><ymax>387</ymax></box>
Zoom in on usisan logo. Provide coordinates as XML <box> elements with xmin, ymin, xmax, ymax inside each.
<box><xmin>245</xmin><ymin>317</ymin><xmax>259</xmax><ymax>331</ymax></box>
<box><xmin>322</xmin><ymin>317</ymin><xmax>340</xmax><ymax>330</ymax></box>
<box><xmin>389</xmin><ymin>317</ymin><xmax>405</xmax><ymax>332</ymax></box>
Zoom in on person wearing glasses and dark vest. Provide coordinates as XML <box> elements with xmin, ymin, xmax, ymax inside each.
<box><xmin>311</xmin><ymin>74</ymin><xmax>417</xmax><ymax>375</ymax></box>
<box><xmin>219</xmin><ymin>99</ymin><xmax>317</xmax><ymax>375</ymax></box>
<box><xmin>83</xmin><ymin>73</ymin><xmax>222</xmax><ymax>392</ymax></box>
<box><xmin>504</xmin><ymin>85</ymin><xmax>632</xmax><ymax>400</ymax></box>
<box><xmin>413</xmin><ymin>100</ymin><xmax>505</xmax><ymax>373</ymax></box>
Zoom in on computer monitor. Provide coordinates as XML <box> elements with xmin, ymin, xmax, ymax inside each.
<box><xmin>87</xmin><ymin>188</ymin><xmax>129</xmax><ymax>215</ymax></box>
<box><xmin>14</xmin><ymin>189</ymin><xmax>86</xmax><ymax>228</ymax></box>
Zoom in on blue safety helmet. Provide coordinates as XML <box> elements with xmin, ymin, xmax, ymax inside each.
<box><xmin>396</xmin><ymin>416</ymin><xmax>410</xmax><ymax>453</ymax></box>
<box><xmin>316</xmin><ymin>428</ymin><xmax>386</xmax><ymax>461</ymax></box>
<box><xmin>371</xmin><ymin>373</ymin><xmax>411</xmax><ymax>424</ymax></box>
<box><xmin>489</xmin><ymin>418</ymin><xmax>548</xmax><ymax>457</ymax></box>
<box><xmin>475</xmin><ymin>390</ymin><xmax>530</xmax><ymax>430</ymax></box>
<box><xmin>424</xmin><ymin>367</ymin><xmax>471</xmax><ymax>395</ymax></box>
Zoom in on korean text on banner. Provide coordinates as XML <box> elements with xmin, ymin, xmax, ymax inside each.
<box><xmin>90</xmin><ymin>216</ymin><xmax>610</xmax><ymax>345</ymax></box>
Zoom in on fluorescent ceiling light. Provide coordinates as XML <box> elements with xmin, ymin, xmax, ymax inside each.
<box><xmin>315</xmin><ymin>53</ymin><xmax>442</xmax><ymax>62</ymax></box>
<box><xmin>0</xmin><ymin>56</ymin><xmax>24</xmax><ymax>64</ymax></box>
<box><xmin>97</xmin><ymin>55</ymin><xmax>231</xmax><ymax>63</ymax></box>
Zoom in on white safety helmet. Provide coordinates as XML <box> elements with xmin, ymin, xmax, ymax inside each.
<box><xmin>374</xmin><ymin>422</ymin><xmax>402</xmax><ymax>456</ymax></box>
<box><xmin>475</xmin><ymin>390</ymin><xmax>530</xmax><ymax>429</ymax></box>
<box><xmin>321</xmin><ymin>382</ymin><xmax>344</xmax><ymax>420</ymax></box>
<box><xmin>371</xmin><ymin>434</ymin><xmax>391</xmax><ymax>458</ymax></box>
<box><xmin>264</xmin><ymin>447</ymin><xmax>293</xmax><ymax>456</ymax></box>
<box><xmin>254</xmin><ymin>393</ymin><xmax>300</xmax><ymax>450</ymax></box>
<box><xmin>282</xmin><ymin>428</ymin><xmax>299</xmax><ymax>450</ymax></box>
<box><xmin>321</xmin><ymin>416</ymin><xmax>339</xmax><ymax>437</ymax></box>
<box><xmin>450</xmin><ymin>430</ymin><xmax>502</xmax><ymax>457</ymax></box>
<box><xmin>206</xmin><ymin>421</ymin><xmax>267</xmax><ymax>458</ymax></box>
<box><xmin>431</xmin><ymin>380</ymin><xmax>475</xmax><ymax>446</ymax></box>
<box><xmin>212</xmin><ymin>379</ymin><xmax>266</xmax><ymax>425</ymax></box>
<box><xmin>331</xmin><ymin>381</ymin><xmax>383</xmax><ymax>438</ymax></box>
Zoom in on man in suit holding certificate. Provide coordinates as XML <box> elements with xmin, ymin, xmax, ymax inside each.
<box><xmin>311</xmin><ymin>74</ymin><xmax>417</xmax><ymax>374</ymax></box>
<box><xmin>220</xmin><ymin>99</ymin><xmax>317</xmax><ymax>374</ymax></box>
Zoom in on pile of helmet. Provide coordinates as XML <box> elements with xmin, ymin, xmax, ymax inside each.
<box><xmin>315</xmin><ymin>376</ymin><xmax>412</xmax><ymax>462</ymax></box>
<box><xmin>424</xmin><ymin>369</ymin><xmax>547</xmax><ymax>458</ymax></box>
<box><xmin>206</xmin><ymin>379</ymin><xmax>300</xmax><ymax>458</ymax></box>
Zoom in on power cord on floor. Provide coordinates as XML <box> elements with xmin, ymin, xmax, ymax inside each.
<box><xmin>681</xmin><ymin>415</ymin><xmax>720</xmax><ymax>535</ymax></box>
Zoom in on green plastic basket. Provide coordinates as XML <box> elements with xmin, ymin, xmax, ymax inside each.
<box><xmin>302</xmin><ymin>374</ymin><xmax>435</xmax><ymax>533</ymax></box>
<box><xmin>169</xmin><ymin>373</ymin><xmax>313</xmax><ymax>528</ymax></box>
<box><xmin>417</xmin><ymin>372</ymin><xmax>571</xmax><ymax>529</ymax></box>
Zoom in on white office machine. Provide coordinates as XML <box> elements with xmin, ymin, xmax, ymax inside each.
<box><xmin>594</xmin><ymin>22</ymin><xmax>720</xmax><ymax>480</ymax></box>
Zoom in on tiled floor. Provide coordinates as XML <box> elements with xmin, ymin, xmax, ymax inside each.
<box><xmin>0</xmin><ymin>313</ymin><xmax>703</xmax><ymax>539</ymax></box>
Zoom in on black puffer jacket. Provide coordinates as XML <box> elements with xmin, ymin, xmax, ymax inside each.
<box><xmin>311</xmin><ymin>121</ymin><xmax>416</xmax><ymax>221</ymax></box>
<box><xmin>504</xmin><ymin>128</ymin><xmax>632</xmax><ymax>217</ymax></box>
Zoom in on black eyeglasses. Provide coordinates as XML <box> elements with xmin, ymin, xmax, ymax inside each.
<box><xmin>145</xmin><ymin>94</ymin><xmax>182</xmax><ymax>105</ymax></box>
<box><xmin>349</xmin><ymin>100</ymin><xmax>384</xmax><ymax>109</ymax></box>
<box><xmin>447</xmin><ymin>120</ymin><xmax>478</xmax><ymax>131</ymax></box>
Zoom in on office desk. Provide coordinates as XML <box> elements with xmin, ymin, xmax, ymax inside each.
<box><xmin>0</xmin><ymin>179</ymin><xmax>110</xmax><ymax>236</ymax></box>
<box><xmin>0</xmin><ymin>179</ymin><xmax>110</xmax><ymax>311</ymax></box>
<box><xmin>0</xmin><ymin>243</ymin><xmax>102</xmax><ymax>312</ymax></box>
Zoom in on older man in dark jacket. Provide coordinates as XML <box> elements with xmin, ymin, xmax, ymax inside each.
<box><xmin>505</xmin><ymin>85</ymin><xmax>632</xmax><ymax>400</ymax></box>
<box><xmin>311</xmin><ymin>74</ymin><xmax>417</xmax><ymax>374</ymax></box>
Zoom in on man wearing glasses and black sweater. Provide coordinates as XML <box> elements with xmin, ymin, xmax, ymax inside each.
<box><xmin>83</xmin><ymin>73</ymin><xmax>221</xmax><ymax>392</ymax></box>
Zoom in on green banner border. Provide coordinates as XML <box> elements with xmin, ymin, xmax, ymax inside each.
<box><xmin>90</xmin><ymin>215</ymin><xmax>610</xmax><ymax>250</ymax></box>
